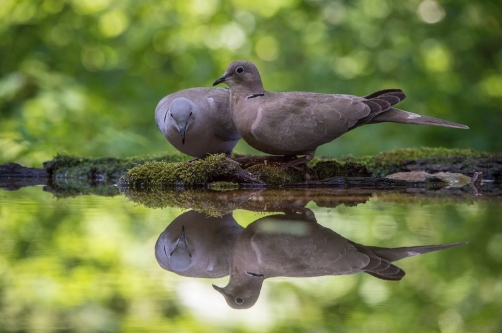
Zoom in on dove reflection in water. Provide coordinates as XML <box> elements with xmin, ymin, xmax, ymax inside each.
<box><xmin>155</xmin><ymin>210</ymin><xmax>243</xmax><ymax>278</ymax></box>
<box><xmin>213</xmin><ymin>207</ymin><xmax>466</xmax><ymax>309</ymax></box>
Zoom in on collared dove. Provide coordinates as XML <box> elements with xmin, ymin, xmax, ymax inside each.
<box><xmin>155</xmin><ymin>88</ymin><xmax>241</xmax><ymax>158</ymax></box>
<box><xmin>213</xmin><ymin>207</ymin><xmax>465</xmax><ymax>309</ymax></box>
<box><xmin>213</xmin><ymin>61</ymin><xmax>469</xmax><ymax>166</ymax></box>
<box><xmin>155</xmin><ymin>210</ymin><xmax>243</xmax><ymax>278</ymax></box>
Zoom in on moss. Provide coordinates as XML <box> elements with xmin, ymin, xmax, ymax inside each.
<box><xmin>246</xmin><ymin>164</ymin><xmax>303</xmax><ymax>185</ymax></box>
<box><xmin>312</xmin><ymin>160</ymin><xmax>372</xmax><ymax>179</ymax></box>
<box><xmin>337</xmin><ymin>147</ymin><xmax>484</xmax><ymax>177</ymax></box>
<box><xmin>46</xmin><ymin>153</ymin><xmax>189</xmax><ymax>181</ymax></box>
<box><xmin>124</xmin><ymin>154</ymin><xmax>243</xmax><ymax>186</ymax></box>
<box><xmin>41</xmin><ymin>147</ymin><xmax>497</xmax><ymax>186</ymax></box>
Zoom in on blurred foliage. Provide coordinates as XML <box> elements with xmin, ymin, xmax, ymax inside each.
<box><xmin>0</xmin><ymin>187</ymin><xmax>501</xmax><ymax>332</ymax></box>
<box><xmin>0</xmin><ymin>0</ymin><xmax>501</xmax><ymax>167</ymax></box>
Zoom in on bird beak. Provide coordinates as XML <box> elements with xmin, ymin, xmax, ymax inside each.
<box><xmin>178</xmin><ymin>125</ymin><xmax>187</xmax><ymax>144</ymax></box>
<box><xmin>213</xmin><ymin>73</ymin><xmax>229</xmax><ymax>86</ymax></box>
<box><xmin>212</xmin><ymin>284</ymin><xmax>232</xmax><ymax>297</ymax></box>
<box><xmin>177</xmin><ymin>226</ymin><xmax>187</xmax><ymax>245</ymax></box>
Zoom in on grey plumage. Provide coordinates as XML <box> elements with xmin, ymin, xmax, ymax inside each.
<box><xmin>213</xmin><ymin>207</ymin><xmax>465</xmax><ymax>309</ymax></box>
<box><xmin>213</xmin><ymin>61</ymin><xmax>469</xmax><ymax>166</ymax></box>
<box><xmin>155</xmin><ymin>210</ymin><xmax>243</xmax><ymax>278</ymax></box>
<box><xmin>155</xmin><ymin>88</ymin><xmax>241</xmax><ymax>158</ymax></box>
<box><xmin>169</xmin><ymin>226</ymin><xmax>191</xmax><ymax>272</ymax></box>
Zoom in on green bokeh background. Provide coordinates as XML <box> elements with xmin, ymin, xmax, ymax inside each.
<box><xmin>1</xmin><ymin>0</ymin><xmax>501</xmax><ymax>166</ymax></box>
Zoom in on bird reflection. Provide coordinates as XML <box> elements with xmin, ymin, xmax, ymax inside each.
<box><xmin>213</xmin><ymin>207</ymin><xmax>465</xmax><ymax>309</ymax></box>
<box><xmin>155</xmin><ymin>210</ymin><xmax>243</xmax><ymax>278</ymax></box>
<box><xmin>155</xmin><ymin>207</ymin><xmax>465</xmax><ymax>309</ymax></box>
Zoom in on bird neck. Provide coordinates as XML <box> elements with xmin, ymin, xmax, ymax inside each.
<box><xmin>230</xmin><ymin>79</ymin><xmax>265</xmax><ymax>100</ymax></box>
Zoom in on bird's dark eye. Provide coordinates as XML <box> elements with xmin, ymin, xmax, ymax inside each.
<box><xmin>235</xmin><ymin>297</ymin><xmax>244</xmax><ymax>305</ymax></box>
<box><xmin>170</xmin><ymin>113</ymin><xmax>174</xmax><ymax>117</ymax></box>
<box><xmin>189</xmin><ymin>112</ymin><xmax>192</xmax><ymax>116</ymax></box>
<box><xmin>235</xmin><ymin>66</ymin><xmax>245</xmax><ymax>74</ymax></box>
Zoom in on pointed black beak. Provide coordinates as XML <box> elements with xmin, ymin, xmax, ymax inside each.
<box><xmin>212</xmin><ymin>284</ymin><xmax>232</xmax><ymax>297</ymax></box>
<box><xmin>213</xmin><ymin>74</ymin><xmax>229</xmax><ymax>86</ymax></box>
<box><xmin>178</xmin><ymin>125</ymin><xmax>186</xmax><ymax>145</ymax></box>
<box><xmin>178</xmin><ymin>225</ymin><xmax>186</xmax><ymax>245</ymax></box>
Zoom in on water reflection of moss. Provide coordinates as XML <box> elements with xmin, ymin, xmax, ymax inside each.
<box><xmin>207</xmin><ymin>182</ymin><xmax>240</xmax><ymax>190</ymax></box>
<box><xmin>123</xmin><ymin>188</ymin><xmax>250</xmax><ymax>216</ymax></box>
<box><xmin>45</xmin><ymin>181</ymin><xmax>120</xmax><ymax>198</ymax></box>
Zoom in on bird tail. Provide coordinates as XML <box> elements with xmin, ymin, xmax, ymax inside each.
<box><xmin>370</xmin><ymin>108</ymin><xmax>469</xmax><ymax>129</ymax></box>
<box><xmin>365</xmin><ymin>242</ymin><xmax>467</xmax><ymax>262</ymax></box>
<box><xmin>360</xmin><ymin>242</ymin><xmax>466</xmax><ymax>281</ymax></box>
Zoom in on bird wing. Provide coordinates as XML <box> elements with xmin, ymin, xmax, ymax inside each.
<box><xmin>250</xmin><ymin>92</ymin><xmax>372</xmax><ymax>152</ymax></box>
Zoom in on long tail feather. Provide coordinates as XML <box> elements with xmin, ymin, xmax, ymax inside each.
<box><xmin>365</xmin><ymin>242</ymin><xmax>467</xmax><ymax>263</ymax></box>
<box><xmin>370</xmin><ymin>108</ymin><xmax>469</xmax><ymax>129</ymax></box>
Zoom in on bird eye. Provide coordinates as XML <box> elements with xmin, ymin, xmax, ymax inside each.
<box><xmin>170</xmin><ymin>113</ymin><xmax>174</xmax><ymax>117</ymax></box>
<box><xmin>235</xmin><ymin>66</ymin><xmax>245</xmax><ymax>74</ymax></box>
<box><xmin>235</xmin><ymin>297</ymin><xmax>244</xmax><ymax>305</ymax></box>
<box><xmin>189</xmin><ymin>112</ymin><xmax>192</xmax><ymax>116</ymax></box>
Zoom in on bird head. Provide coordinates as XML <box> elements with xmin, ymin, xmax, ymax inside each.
<box><xmin>213</xmin><ymin>61</ymin><xmax>264</xmax><ymax>95</ymax></box>
<box><xmin>167</xmin><ymin>97</ymin><xmax>194</xmax><ymax>144</ymax></box>
<box><xmin>212</xmin><ymin>271</ymin><xmax>264</xmax><ymax>309</ymax></box>
<box><xmin>155</xmin><ymin>225</ymin><xmax>193</xmax><ymax>272</ymax></box>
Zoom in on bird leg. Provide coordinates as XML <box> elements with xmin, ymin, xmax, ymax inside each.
<box><xmin>281</xmin><ymin>155</ymin><xmax>308</xmax><ymax>169</ymax></box>
<box><xmin>281</xmin><ymin>151</ymin><xmax>315</xmax><ymax>169</ymax></box>
<box><xmin>283</xmin><ymin>205</ymin><xmax>317</xmax><ymax>222</ymax></box>
<box><xmin>188</xmin><ymin>157</ymin><xmax>201</xmax><ymax>163</ymax></box>
<box><xmin>280</xmin><ymin>155</ymin><xmax>317</xmax><ymax>181</ymax></box>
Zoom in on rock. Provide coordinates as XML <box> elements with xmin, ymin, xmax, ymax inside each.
<box><xmin>386</xmin><ymin>171</ymin><xmax>471</xmax><ymax>187</ymax></box>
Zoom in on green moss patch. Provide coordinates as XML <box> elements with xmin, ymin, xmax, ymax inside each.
<box><xmin>246</xmin><ymin>164</ymin><xmax>303</xmax><ymax>185</ymax></box>
<box><xmin>124</xmin><ymin>154</ymin><xmax>254</xmax><ymax>186</ymax></box>
<box><xmin>40</xmin><ymin>147</ymin><xmax>499</xmax><ymax>187</ymax></box>
<box><xmin>46</xmin><ymin>153</ymin><xmax>189</xmax><ymax>181</ymax></box>
<box><xmin>336</xmin><ymin>147</ymin><xmax>485</xmax><ymax>177</ymax></box>
<box><xmin>312</xmin><ymin>160</ymin><xmax>372</xmax><ymax>179</ymax></box>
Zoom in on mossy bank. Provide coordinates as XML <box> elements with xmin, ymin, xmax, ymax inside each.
<box><xmin>4</xmin><ymin>147</ymin><xmax>497</xmax><ymax>188</ymax></box>
<box><xmin>120</xmin><ymin>147</ymin><xmax>501</xmax><ymax>187</ymax></box>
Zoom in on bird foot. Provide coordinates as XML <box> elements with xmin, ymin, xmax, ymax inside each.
<box><xmin>188</xmin><ymin>157</ymin><xmax>201</xmax><ymax>163</ymax></box>
<box><xmin>280</xmin><ymin>155</ymin><xmax>308</xmax><ymax>169</ymax></box>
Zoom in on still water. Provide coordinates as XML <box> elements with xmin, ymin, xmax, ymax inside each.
<box><xmin>0</xmin><ymin>185</ymin><xmax>501</xmax><ymax>332</ymax></box>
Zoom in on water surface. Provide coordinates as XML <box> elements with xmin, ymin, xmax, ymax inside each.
<box><xmin>0</xmin><ymin>186</ymin><xmax>501</xmax><ymax>332</ymax></box>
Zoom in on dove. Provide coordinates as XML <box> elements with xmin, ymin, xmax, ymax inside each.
<box><xmin>212</xmin><ymin>207</ymin><xmax>465</xmax><ymax>309</ymax></box>
<box><xmin>213</xmin><ymin>61</ymin><xmax>469</xmax><ymax>166</ymax></box>
<box><xmin>155</xmin><ymin>88</ymin><xmax>241</xmax><ymax>158</ymax></box>
<box><xmin>155</xmin><ymin>210</ymin><xmax>244</xmax><ymax>278</ymax></box>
